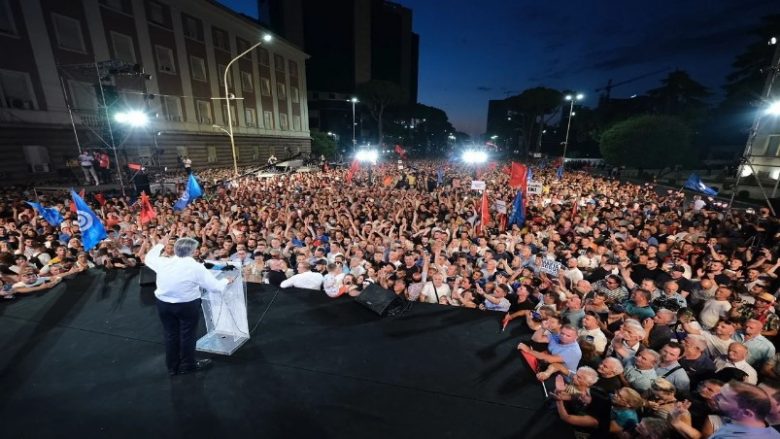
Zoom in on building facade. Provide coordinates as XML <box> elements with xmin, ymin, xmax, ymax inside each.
<box><xmin>0</xmin><ymin>0</ymin><xmax>310</xmax><ymax>183</ymax></box>
<box><xmin>259</xmin><ymin>0</ymin><xmax>418</xmax><ymax>150</ymax></box>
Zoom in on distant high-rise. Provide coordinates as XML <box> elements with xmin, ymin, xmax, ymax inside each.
<box><xmin>260</xmin><ymin>0</ymin><xmax>419</xmax><ymax>143</ymax></box>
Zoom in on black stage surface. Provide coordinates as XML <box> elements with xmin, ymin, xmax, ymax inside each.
<box><xmin>0</xmin><ymin>269</ymin><xmax>573</xmax><ymax>438</ymax></box>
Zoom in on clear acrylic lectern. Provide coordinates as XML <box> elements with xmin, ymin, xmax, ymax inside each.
<box><xmin>196</xmin><ymin>261</ymin><xmax>250</xmax><ymax>355</ymax></box>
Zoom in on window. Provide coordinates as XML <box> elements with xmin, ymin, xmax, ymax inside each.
<box><xmin>52</xmin><ymin>13</ymin><xmax>86</xmax><ymax>53</ymax></box>
<box><xmin>276</xmin><ymin>83</ymin><xmax>286</xmax><ymax>100</ymax></box>
<box><xmin>279</xmin><ymin>113</ymin><xmax>288</xmax><ymax>130</ymax></box>
<box><xmin>101</xmin><ymin>0</ymin><xmax>131</xmax><ymax>14</ymax></box>
<box><xmin>196</xmin><ymin>100</ymin><xmax>212</xmax><ymax>124</ymax></box>
<box><xmin>288</xmin><ymin>61</ymin><xmax>298</xmax><ymax>77</ymax></box>
<box><xmin>252</xmin><ymin>145</ymin><xmax>260</xmax><ymax>160</ymax></box>
<box><xmin>68</xmin><ymin>80</ymin><xmax>98</xmax><ymax>111</ymax></box>
<box><xmin>258</xmin><ymin>48</ymin><xmax>269</xmax><ymax>66</ymax></box>
<box><xmin>245</xmin><ymin>107</ymin><xmax>256</xmax><ymax>127</ymax></box>
<box><xmin>212</xmin><ymin>28</ymin><xmax>229</xmax><ymax>51</ymax></box>
<box><xmin>0</xmin><ymin>69</ymin><xmax>37</xmax><ymax>110</ymax></box>
<box><xmin>190</xmin><ymin>56</ymin><xmax>206</xmax><ymax>81</ymax></box>
<box><xmin>110</xmin><ymin>32</ymin><xmax>136</xmax><ymax>63</ymax></box>
<box><xmin>0</xmin><ymin>0</ymin><xmax>18</xmax><ymax>36</ymax></box>
<box><xmin>292</xmin><ymin>115</ymin><xmax>301</xmax><ymax>131</ymax></box>
<box><xmin>23</xmin><ymin>145</ymin><xmax>51</xmax><ymax>173</ymax></box>
<box><xmin>241</xmin><ymin>71</ymin><xmax>253</xmax><ymax>92</ymax></box>
<box><xmin>217</xmin><ymin>64</ymin><xmax>233</xmax><ymax>88</ymax></box>
<box><xmin>222</xmin><ymin>103</ymin><xmax>237</xmax><ymax>126</ymax></box>
<box><xmin>274</xmin><ymin>54</ymin><xmax>284</xmax><ymax>73</ymax></box>
<box><xmin>291</xmin><ymin>86</ymin><xmax>299</xmax><ymax>103</ymax></box>
<box><xmin>207</xmin><ymin>145</ymin><xmax>217</xmax><ymax>163</ymax></box>
<box><xmin>148</xmin><ymin>1</ymin><xmax>165</xmax><ymax>25</ymax></box>
<box><xmin>182</xmin><ymin>15</ymin><xmax>201</xmax><ymax>41</ymax></box>
<box><xmin>260</xmin><ymin>78</ymin><xmax>271</xmax><ymax>96</ymax></box>
<box><xmin>236</xmin><ymin>38</ymin><xmax>249</xmax><ymax>53</ymax></box>
<box><xmin>160</xmin><ymin>95</ymin><xmax>182</xmax><ymax>122</ymax></box>
<box><xmin>263</xmin><ymin>110</ymin><xmax>273</xmax><ymax>129</ymax></box>
<box><xmin>155</xmin><ymin>45</ymin><xmax>175</xmax><ymax>74</ymax></box>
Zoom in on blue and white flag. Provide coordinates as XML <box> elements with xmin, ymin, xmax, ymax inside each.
<box><xmin>684</xmin><ymin>173</ymin><xmax>718</xmax><ymax>196</ymax></box>
<box><xmin>70</xmin><ymin>190</ymin><xmax>106</xmax><ymax>251</ymax></box>
<box><xmin>527</xmin><ymin>167</ymin><xmax>533</xmax><ymax>183</ymax></box>
<box><xmin>556</xmin><ymin>165</ymin><xmax>564</xmax><ymax>180</ymax></box>
<box><xmin>508</xmin><ymin>190</ymin><xmax>525</xmax><ymax>228</ymax></box>
<box><xmin>26</xmin><ymin>201</ymin><xmax>64</xmax><ymax>226</ymax></box>
<box><xmin>174</xmin><ymin>173</ymin><xmax>204</xmax><ymax>211</ymax></box>
<box><xmin>436</xmin><ymin>168</ymin><xmax>444</xmax><ymax>185</ymax></box>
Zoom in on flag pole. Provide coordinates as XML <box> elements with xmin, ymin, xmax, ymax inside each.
<box><xmin>33</xmin><ymin>187</ymin><xmax>39</xmax><ymax>202</ymax></box>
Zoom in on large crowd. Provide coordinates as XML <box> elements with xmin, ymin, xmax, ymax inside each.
<box><xmin>3</xmin><ymin>158</ymin><xmax>780</xmax><ymax>438</ymax></box>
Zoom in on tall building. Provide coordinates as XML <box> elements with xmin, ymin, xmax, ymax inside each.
<box><xmin>259</xmin><ymin>0</ymin><xmax>418</xmax><ymax>147</ymax></box>
<box><xmin>0</xmin><ymin>0</ymin><xmax>310</xmax><ymax>183</ymax></box>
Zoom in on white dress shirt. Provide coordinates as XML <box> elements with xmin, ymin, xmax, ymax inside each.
<box><xmin>280</xmin><ymin>270</ymin><xmax>324</xmax><ymax>290</ymax></box>
<box><xmin>714</xmin><ymin>357</ymin><xmax>758</xmax><ymax>384</ymax></box>
<box><xmin>145</xmin><ymin>244</ymin><xmax>229</xmax><ymax>303</ymax></box>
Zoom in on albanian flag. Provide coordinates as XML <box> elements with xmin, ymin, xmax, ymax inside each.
<box><xmin>139</xmin><ymin>191</ymin><xmax>157</xmax><ymax>224</ymax></box>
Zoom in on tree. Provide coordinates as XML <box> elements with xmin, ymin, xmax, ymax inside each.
<box><xmin>310</xmin><ymin>131</ymin><xmax>337</xmax><ymax>159</ymax></box>
<box><xmin>647</xmin><ymin>70</ymin><xmax>710</xmax><ymax>122</ymax></box>
<box><xmin>356</xmin><ymin>80</ymin><xmax>405</xmax><ymax>146</ymax></box>
<box><xmin>599</xmin><ymin>115</ymin><xmax>694</xmax><ymax>168</ymax></box>
<box><xmin>505</xmin><ymin>87</ymin><xmax>563</xmax><ymax>155</ymax></box>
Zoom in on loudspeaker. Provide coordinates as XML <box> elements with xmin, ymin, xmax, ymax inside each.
<box><xmin>354</xmin><ymin>283</ymin><xmax>403</xmax><ymax>316</ymax></box>
<box><xmin>139</xmin><ymin>265</ymin><xmax>156</xmax><ymax>286</ymax></box>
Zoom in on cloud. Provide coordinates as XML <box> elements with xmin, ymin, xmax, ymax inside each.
<box><xmin>476</xmin><ymin>86</ymin><xmax>492</xmax><ymax>92</ymax></box>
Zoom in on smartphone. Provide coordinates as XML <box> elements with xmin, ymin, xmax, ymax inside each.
<box><xmin>531</xmin><ymin>311</ymin><xmax>542</xmax><ymax>320</ymax></box>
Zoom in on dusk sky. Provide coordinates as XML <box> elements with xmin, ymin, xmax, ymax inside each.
<box><xmin>218</xmin><ymin>0</ymin><xmax>777</xmax><ymax>137</ymax></box>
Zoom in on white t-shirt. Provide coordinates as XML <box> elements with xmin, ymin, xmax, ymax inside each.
<box><xmin>420</xmin><ymin>281</ymin><xmax>451</xmax><ymax>304</ymax></box>
<box><xmin>700</xmin><ymin>299</ymin><xmax>732</xmax><ymax>329</ymax></box>
<box><xmin>701</xmin><ymin>330</ymin><xmax>735</xmax><ymax>358</ymax></box>
<box><xmin>579</xmin><ymin>327</ymin><xmax>608</xmax><ymax>354</ymax></box>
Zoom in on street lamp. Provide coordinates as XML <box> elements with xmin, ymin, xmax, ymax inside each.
<box><xmin>349</xmin><ymin>97</ymin><xmax>359</xmax><ymax>148</ymax></box>
<box><xmin>562</xmin><ymin>93</ymin><xmax>584</xmax><ymax>168</ymax></box>
<box><xmin>223</xmin><ymin>33</ymin><xmax>272</xmax><ymax>177</ymax></box>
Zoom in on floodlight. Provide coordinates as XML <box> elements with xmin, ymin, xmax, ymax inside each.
<box><xmin>114</xmin><ymin>110</ymin><xmax>148</xmax><ymax>127</ymax></box>
<box><xmin>355</xmin><ymin>149</ymin><xmax>378</xmax><ymax>162</ymax></box>
<box><xmin>462</xmin><ymin>150</ymin><xmax>488</xmax><ymax>164</ymax></box>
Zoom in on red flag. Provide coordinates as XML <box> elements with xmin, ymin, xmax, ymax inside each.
<box><xmin>383</xmin><ymin>175</ymin><xmax>394</xmax><ymax>187</ymax></box>
<box><xmin>345</xmin><ymin>160</ymin><xmax>360</xmax><ymax>183</ymax></box>
<box><xmin>394</xmin><ymin>144</ymin><xmax>407</xmax><ymax>160</ymax></box>
<box><xmin>127</xmin><ymin>163</ymin><xmax>143</xmax><ymax>171</ymax></box>
<box><xmin>478</xmin><ymin>191</ymin><xmax>490</xmax><ymax>234</ymax></box>
<box><xmin>139</xmin><ymin>191</ymin><xmax>157</xmax><ymax>224</ymax></box>
<box><xmin>509</xmin><ymin>162</ymin><xmax>528</xmax><ymax>190</ymax></box>
<box><xmin>521</xmin><ymin>350</ymin><xmax>540</xmax><ymax>373</ymax></box>
<box><xmin>70</xmin><ymin>188</ymin><xmax>86</xmax><ymax>213</ymax></box>
<box><xmin>94</xmin><ymin>193</ymin><xmax>106</xmax><ymax>206</ymax></box>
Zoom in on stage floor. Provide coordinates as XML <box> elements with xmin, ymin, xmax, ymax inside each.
<box><xmin>0</xmin><ymin>269</ymin><xmax>573</xmax><ymax>438</ymax></box>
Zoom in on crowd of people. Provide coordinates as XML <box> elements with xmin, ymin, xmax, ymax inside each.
<box><xmin>3</xmin><ymin>158</ymin><xmax>780</xmax><ymax>438</ymax></box>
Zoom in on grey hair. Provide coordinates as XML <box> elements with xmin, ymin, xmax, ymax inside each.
<box><xmin>602</xmin><ymin>356</ymin><xmax>624</xmax><ymax>374</ymax></box>
<box><xmin>174</xmin><ymin>238</ymin><xmax>199</xmax><ymax>258</ymax></box>
<box><xmin>577</xmin><ymin>366</ymin><xmax>599</xmax><ymax>386</ymax></box>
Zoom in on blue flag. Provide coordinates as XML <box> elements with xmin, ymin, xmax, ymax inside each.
<box><xmin>527</xmin><ymin>167</ymin><xmax>533</xmax><ymax>182</ymax></box>
<box><xmin>508</xmin><ymin>191</ymin><xmax>525</xmax><ymax>228</ymax></box>
<box><xmin>174</xmin><ymin>174</ymin><xmax>204</xmax><ymax>211</ymax></box>
<box><xmin>556</xmin><ymin>165</ymin><xmax>564</xmax><ymax>180</ymax></box>
<box><xmin>684</xmin><ymin>173</ymin><xmax>718</xmax><ymax>196</ymax></box>
<box><xmin>26</xmin><ymin>201</ymin><xmax>64</xmax><ymax>226</ymax></box>
<box><xmin>70</xmin><ymin>190</ymin><xmax>107</xmax><ymax>251</ymax></box>
<box><xmin>436</xmin><ymin>168</ymin><xmax>444</xmax><ymax>185</ymax></box>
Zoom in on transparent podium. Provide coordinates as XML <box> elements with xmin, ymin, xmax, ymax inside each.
<box><xmin>196</xmin><ymin>261</ymin><xmax>250</xmax><ymax>355</ymax></box>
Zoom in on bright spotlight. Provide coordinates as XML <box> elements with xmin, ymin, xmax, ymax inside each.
<box><xmin>355</xmin><ymin>149</ymin><xmax>378</xmax><ymax>163</ymax></box>
<box><xmin>740</xmin><ymin>166</ymin><xmax>753</xmax><ymax>178</ymax></box>
<box><xmin>114</xmin><ymin>110</ymin><xmax>148</xmax><ymax>127</ymax></box>
<box><xmin>565</xmin><ymin>94</ymin><xmax>573</xmax><ymax>101</ymax></box>
<box><xmin>576</xmin><ymin>93</ymin><xmax>584</xmax><ymax>100</ymax></box>
<box><xmin>263</xmin><ymin>34</ymin><xmax>273</xmax><ymax>42</ymax></box>
<box><xmin>462</xmin><ymin>150</ymin><xmax>488</xmax><ymax>164</ymax></box>
<box><xmin>767</xmin><ymin>101</ymin><xmax>780</xmax><ymax>116</ymax></box>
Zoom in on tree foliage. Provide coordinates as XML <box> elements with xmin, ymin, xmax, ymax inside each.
<box><xmin>599</xmin><ymin>115</ymin><xmax>694</xmax><ymax>168</ymax></box>
<box><xmin>310</xmin><ymin>131</ymin><xmax>337</xmax><ymax>158</ymax></box>
<box><xmin>356</xmin><ymin>80</ymin><xmax>405</xmax><ymax>145</ymax></box>
<box><xmin>647</xmin><ymin>70</ymin><xmax>710</xmax><ymax>123</ymax></box>
<box><xmin>506</xmin><ymin>87</ymin><xmax>562</xmax><ymax>151</ymax></box>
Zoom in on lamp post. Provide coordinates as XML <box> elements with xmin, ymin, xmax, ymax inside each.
<box><xmin>562</xmin><ymin>93</ymin><xmax>584</xmax><ymax>169</ymax></box>
<box><xmin>223</xmin><ymin>34</ymin><xmax>272</xmax><ymax>177</ymax></box>
<box><xmin>349</xmin><ymin>97</ymin><xmax>359</xmax><ymax>149</ymax></box>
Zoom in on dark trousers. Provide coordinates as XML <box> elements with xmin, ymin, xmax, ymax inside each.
<box><xmin>156</xmin><ymin>298</ymin><xmax>201</xmax><ymax>373</ymax></box>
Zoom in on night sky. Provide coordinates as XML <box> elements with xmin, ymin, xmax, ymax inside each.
<box><xmin>218</xmin><ymin>0</ymin><xmax>777</xmax><ymax>137</ymax></box>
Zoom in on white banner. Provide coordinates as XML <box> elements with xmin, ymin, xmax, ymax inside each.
<box><xmin>539</xmin><ymin>258</ymin><xmax>561</xmax><ymax>276</ymax></box>
<box><xmin>471</xmin><ymin>180</ymin><xmax>486</xmax><ymax>190</ymax></box>
<box><xmin>527</xmin><ymin>181</ymin><xmax>542</xmax><ymax>195</ymax></box>
<box><xmin>494</xmin><ymin>200</ymin><xmax>506</xmax><ymax>214</ymax></box>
